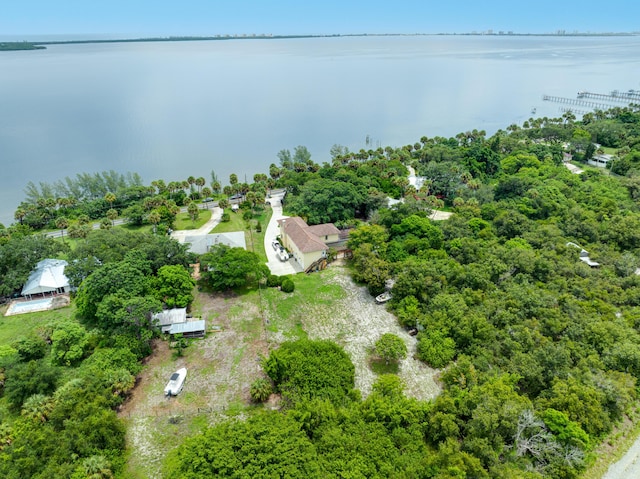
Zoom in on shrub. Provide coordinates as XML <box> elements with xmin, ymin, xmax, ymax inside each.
<box><xmin>13</xmin><ymin>335</ymin><xmax>48</xmax><ymax>361</ymax></box>
<box><xmin>266</xmin><ymin>275</ymin><xmax>283</xmax><ymax>288</ymax></box>
<box><xmin>255</xmin><ymin>221</ymin><xmax>262</xmax><ymax>233</ymax></box>
<box><xmin>263</xmin><ymin>339</ymin><xmax>355</xmax><ymax>405</ymax></box>
<box><xmin>221</xmin><ymin>212</ymin><xmax>230</xmax><ymax>222</ymax></box>
<box><xmin>250</xmin><ymin>377</ymin><xmax>274</xmax><ymax>403</ymax></box>
<box><xmin>281</xmin><ymin>278</ymin><xmax>295</xmax><ymax>293</ymax></box>
<box><xmin>374</xmin><ymin>333</ymin><xmax>407</xmax><ymax>365</ymax></box>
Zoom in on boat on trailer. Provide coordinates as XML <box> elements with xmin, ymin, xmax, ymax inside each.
<box><xmin>164</xmin><ymin>367</ymin><xmax>187</xmax><ymax>397</ymax></box>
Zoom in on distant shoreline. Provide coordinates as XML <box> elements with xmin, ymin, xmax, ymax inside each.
<box><xmin>2</xmin><ymin>31</ymin><xmax>638</xmax><ymax>51</ymax></box>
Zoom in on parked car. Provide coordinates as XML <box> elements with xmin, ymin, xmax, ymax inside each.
<box><xmin>278</xmin><ymin>249</ymin><xmax>289</xmax><ymax>261</ymax></box>
<box><xmin>272</xmin><ymin>240</ymin><xmax>280</xmax><ymax>251</ymax></box>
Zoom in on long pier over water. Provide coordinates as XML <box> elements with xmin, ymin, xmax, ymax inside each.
<box><xmin>542</xmin><ymin>95</ymin><xmax>614</xmax><ymax>110</ymax></box>
<box><xmin>578</xmin><ymin>90</ymin><xmax>640</xmax><ymax>102</ymax></box>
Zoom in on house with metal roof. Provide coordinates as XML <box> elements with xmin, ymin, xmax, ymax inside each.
<box><xmin>277</xmin><ymin>217</ymin><xmax>340</xmax><ymax>270</ymax></box>
<box><xmin>153</xmin><ymin>308</ymin><xmax>188</xmax><ymax>333</ymax></box>
<box><xmin>21</xmin><ymin>259</ymin><xmax>70</xmax><ymax>298</ymax></box>
<box><xmin>168</xmin><ymin>319</ymin><xmax>206</xmax><ymax>338</ymax></box>
<box><xmin>182</xmin><ymin>232</ymin><xmax>247</xmax><ymax>255</ymax></box>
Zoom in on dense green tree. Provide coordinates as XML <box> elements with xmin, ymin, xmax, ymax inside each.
<box><xmin>417</xmin><ymin>329</ymin><xmax>456</xmax><ymax>368</ymax></box>
<box><xmin>374</xmin><ymin>333</ymin><xmax>407</xmax><ymax>364</ymax></box>
<box><xmin>75</xmin><ymin>250</ymin><xmax>152</xmax><ymax>322</ymax></box>
<box><xmin>4</xmin><ymin>360</ymin><xmax>58</xmax><ymax>412</ymax></box>
<box><xmin>0</xmin><ymin>234</ymin><xmax>65</xmax><ymax>296</ymax></box>
<box><xmin>263</xmin><ymin>339</ymin><xmax>355</xmax><ymax>405</ymax></box>
<box><xmin>153</xmin><ymin>264</ymin><xmax>195</xmax><ymax>308</ymax></box>
<box><xmin>286</xmin><ymin>178</ymin><xmax>366</xmax><ymax>224</ymax></box>
<box><xmin>165</xmin><ymin>412</ymin><xmax>321</xmax><ymax>478</ymax></box>
<box><xmin>51</xmin><ymin>320</ymin><xmax>93</xmax><ymax>366</ymax></box>
<box><xmin>200</xmin><ymin>244</ymin><xmax>268</xmax><ymax>291</ymax></box>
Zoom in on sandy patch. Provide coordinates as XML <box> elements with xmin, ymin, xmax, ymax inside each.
<box><xmin>313</xmin><ymin>267</ymin><xmax>440</xmax><ymax>400</ymax></box>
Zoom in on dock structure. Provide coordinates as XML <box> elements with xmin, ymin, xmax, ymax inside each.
<box><xmin>542</xmin><ymin>95</ymin><xmax>614</xmax><ymax>110</ymax></box>
<box><xmin>559</xmin><ymin>107</ymin><xmax>589</xmax><ymax>116</ymax></box>
<box><xmin>577</xmin><ymin>90</ymin><xmax>640</xmax><ymax>103</ymax></box>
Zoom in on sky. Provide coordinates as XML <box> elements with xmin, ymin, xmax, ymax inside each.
<box><xmin>1</xmin><ymin>0</ymin><xmax>638</xmax><ymax>40</ymax></box>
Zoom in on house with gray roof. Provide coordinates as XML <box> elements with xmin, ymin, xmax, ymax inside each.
<box><xmin>182</xmin><ymin>232</ymin><xmax>246</xmax><ymax>255</ymax></box>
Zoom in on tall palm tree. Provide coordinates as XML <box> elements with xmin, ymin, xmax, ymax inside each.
<box><xmin>148</xmin><ymin>210</ymin><xmax>161</xmax><ymax>234</ymax></box>
<box><xmin>106</xmin><ymin>208</ymin><xmax>118</xmax><ymax>226</ymax></box>
<box><xmin>104</xmin><ymin>192</ymin><xmax>116</xmax><ymax>209</ymax></box>
<box><xmin>14</xmin><ymin>207</ymin><xmax>26</xmax><ymax>225</ymax></box>
<box><xmin>187</xmin><ymin>176</ymin><xmax>196</xmax><ymax>193</ymax></box>
<box><xmin>195</xmin><ymin>177</ymin><xmax>206</xmax><ymax>195</ymax></box>
<box><xmin>55</xmin><ymin>216</ymin><xmax>69</xmax><ymax>239</ymax></box>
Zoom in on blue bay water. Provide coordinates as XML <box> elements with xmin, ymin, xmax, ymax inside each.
<box><xmin>1</xmin><ymin>35</ymin><xmax>639</xmax><ymax>225</ymax></box>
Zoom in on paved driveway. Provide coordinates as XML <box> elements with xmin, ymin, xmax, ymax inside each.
<box><xmin>264</xmin><ymin>192</ymin><xmax>299</xmax><ymax>276</ymax></box>
<box><xmin>170</xmin><ymin>206</ymin><xmax>223</xmax><ymax>243</ymax></box>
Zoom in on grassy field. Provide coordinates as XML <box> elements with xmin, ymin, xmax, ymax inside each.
<box><xmin>0</xmin><ymin>303</ymin><xmax>75</xmax><ymax>346</ymax></box>
<box><xmin>260</xmin><ymin>270</ymin><xmax>346</xmax><ymax>340</ymax></box>
<box><xmin>212</xmin><ymin>206</ymin><xmax>272</xmax><ymax>260</ymax></box>
<box><xmin>172</xmin><ymin>209</ymin><xmax>212</xmax><ymax>230</ymax></box>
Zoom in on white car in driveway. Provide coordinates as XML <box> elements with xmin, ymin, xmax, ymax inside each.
<box><xmin>278</xmin><ymin>248</ymin><xmax>289</xmax><ymax>261</ymax></box>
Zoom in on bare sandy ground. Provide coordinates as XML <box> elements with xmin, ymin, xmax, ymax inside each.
<box><xmin>121</xmin><ymin>265</ymin><xmax>440</xmax><ymax>477</ymax></box>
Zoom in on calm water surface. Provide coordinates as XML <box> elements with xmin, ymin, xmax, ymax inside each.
<box><xmin>1</xmin><ymin>35</ymin><xmax>639</xmax><ymax>225</ymax></box>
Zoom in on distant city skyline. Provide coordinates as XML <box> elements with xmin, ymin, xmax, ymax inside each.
<box><xmin>1</xmin><ymin>0</ymin><xmax>638</xmax><ymax>40</ymax></box>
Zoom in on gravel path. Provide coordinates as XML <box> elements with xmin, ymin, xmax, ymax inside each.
<box><xmin>602</xmin><ymin>436</ymin><xmax>640</xmax><ymax>479</ymax></box>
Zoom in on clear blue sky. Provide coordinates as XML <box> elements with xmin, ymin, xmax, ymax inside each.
<box><xmin>1</xmin><ymin>0</ymin><xmax>638</xmax><ymax>39</ymax></box>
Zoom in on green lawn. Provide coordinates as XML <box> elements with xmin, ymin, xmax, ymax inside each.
<box><xmin>260</xmin><ymin>269</ymin><xmax>345</xmax><ymax>339</ymax></box>
<box><xmin>173</xmin><ymin>209</ymin><xmax>212</xmax><ymax>230</ymax></box>
<box><xmin>212</xmin><ymin>206</ymin><xmax>272</xmax><ymax>260</ymax></box>
<box><xmin>0</xmin><ymin>304</ymin><xmax>75</xmax><ymax>346</ymax></box>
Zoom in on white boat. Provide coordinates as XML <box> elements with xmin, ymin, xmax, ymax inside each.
<box><xmin>164</xmin><ymin>367</ymin><xmax>187</xmax><ymax>397</ymax></box>
<box><xmin>375</xmin><ymin>291</ymin><xmax>392</xmax><ymax>303</ymax></box>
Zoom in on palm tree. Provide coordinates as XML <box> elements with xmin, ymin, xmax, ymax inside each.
<box><xmin>21</xmin><ymin>394</ymin><xmax>53</xmax><ymax>423</ymax></box>
<box><xmin>195</xmin><ymin>177</ymin><xmax>206</xmax><ymax>195</ymax></box>
<box><xmin>148</xmin><ymin>210</ymin><xmax>161</xmax><ymax>234</ymax></box>
<box><xmin>187</xmin><ymin>201</ymin><xmax>199</xmax><ymax>222</ymax></box>
<box><xmin>55</xmin><ymin>216</ymin><xmax>69</xmax><ymax>239</ymax></box>
<box><xmin>104</xmin><ymin>192</ymin><xmax>116</xmax><ymax>209</ymax></box>
<box><xmin>81</xmin><ymin>455</ymin><xmax>114</xmax><ymax>479</ymax></box>
<box><xmin>106</xmin><ymin>208</ymin><xmax>118</xmax><ymax>226</ymax></box>
<box><xmin>14</xmin><ymin>207</ymin><xmax>26</xmax><ymax>225</ymax></box>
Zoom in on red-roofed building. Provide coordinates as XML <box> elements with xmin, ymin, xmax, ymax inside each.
<box><xmin>278</xmin><ymin>217</ymin><xmax>340</xmax><ymax>270</ymax></box>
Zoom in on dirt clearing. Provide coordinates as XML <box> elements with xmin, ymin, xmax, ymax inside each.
<box><xmin>121</xmin><ymin>265</ymin><xmax>439</xmax><ymax>478</ymax></box>
<box><xmin>308</xmin><ymin>266</ymin><xmax>440</xmax><ymax>401</ymax></box>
